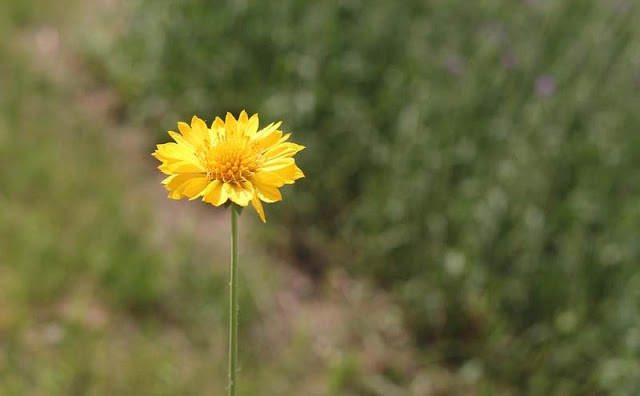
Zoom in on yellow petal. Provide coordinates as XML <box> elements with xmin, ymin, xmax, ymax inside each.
<box><xmin>253</xmin><ymin>121</ymin><xmax>281</xmax><ymax>140</ymax></box>
<box><xmin>177</xmin><ymin>122</ymin><xmax>191</xmax><ymax>135</ymax></box>
<box><xmin>292</xmin><ymin>165</ymin><xmax>305</xmax><ymax>181</ymax></box>
<box><xmin>153</xmin><ymin>142</ymin><xmax>197</xmax><ymax>162</ymax></box>
<box><xmin>226</xmin><ymin>181</ymin><xmax>253</xmax><ymax>207</ymax></box>
<box><xmin>225</xmin><ymin>112</ymin><xmax>238</xmax><ymax>139</ymax></box>
<box><xmin>181</xmin><ymin>177</ymin><xmax>210</xmax><ymax>200</ymax></box>
<box><xmin>177</xmin><ymin>122</ymin><xmax>194</xmax><ymax>142</ymax></box>
<box><xmin>168</xmin><ymin>190</ymin><xmax>184</xmax><ymax>200</ymax></box>
<box><xmin>257</xmin><ymin>163</ymin><xmax>305</xmax><ymax>186</ymax></box>
<box><xmin>164</xmin><ymin>174</ymin><xmax>209</xmax><ymax>200</ymax></box>
<box><xmin>252</xmin><ymin>170</ymin><xmax>286</xmax><ymax>188</ymax></box>
<box><xmin>157</xmin><ymin>164</ymin><xmax>173</xmax><ymax>175</ymax></box>
<box><xmin>168</xmin><ymin>161</ymin><xmax>207</xmax><ymax>174</ymax></box>
<box><xmin>256</xmin><ymin>185</ymin><xmax>282</xmax><ymax>203</ymax></box>
<box><xmin>264</xmin><ymin>142</ymin><xmax>305</xmax><ymax>159</ymax></box>
<box><xmin>260</xmin><ymin>157</ymin><xmax>295</xmax><ymax>172</ymax></box>
<box><xmin>276</xmin><ymin>164</ymin><xmax>305</xmax><ymax>183</ymax></box>
<box><xmin>177</xmin><ymin>120</ymin><xmax>203</xmax><ymax>147</ymax></box>
<box><xmin>238</xmin><ymin>110</ymin><xmax>249</xmax><ymax>134</ymax></box>
<box><xmin>202</xmin><ymin>180</ymin><xmax>228</xmax><ymax>206</ymax></box>
<box><xmin>212</xmin><ymin>117</ymin><xmax>225</xmax><ymax>129</ymax></box>
<box><xmin>276</xmin><ymin>133</ymin><xmax>291</xmax><ymax>144</ymax></box>
<box><xmin>211</xmin><ymin>116</ymin><xmax>225</xmax><ymax>141</ymax></box>
<box><xmin>191</xmin><ymin>116</ymin><xmax>210</xmax><ymax>145</ymax></box>
<box><xmin>252</xmin><ymin>173</ymin><xmax>283</xmax><ymax>203</ymax></box>
<box><xmin>252</xmin><ymin>122</ymin><xmax>283</xmax><ymax>152</ymax></box>
<box><xmin>161</xmin><ymin>174</ymin><xmax>176</xmax><ymax>185</ymax></box>
<box><xmin>168</xmin><ymin>131</ymin><xmax>195</xmax><ymax>149</ymax></box>
<box><xmin>154</xmin><ymin>142</ymin><xmax>207</xmax><ymax>174</ymax></box>
<box><xmin>165</xmin><ymin>173</ymin><xmax>196</xmax><ymax>189</ymax></box>
<box><xmin>246</xmin><ymin>114</ymin><xmax>259</xmax><ymax>137</ymax></box>
<box><xmin>251</xmin><ymin>194</ymin><xmax>266</xmax><ymax>223</ymax></box>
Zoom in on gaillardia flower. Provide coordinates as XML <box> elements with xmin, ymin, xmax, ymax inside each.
<box><xmin>153</xmin><ymin>111</ymin><xmax>304</xmax><ymax>222</ymax></box>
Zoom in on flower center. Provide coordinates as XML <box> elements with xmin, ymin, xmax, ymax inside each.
<box><xmin>204</xmin><ymin>138</ymin><xmax>260</xmax><ymax>184</ymax></box>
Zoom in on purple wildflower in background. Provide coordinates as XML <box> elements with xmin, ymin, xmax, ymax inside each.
<box><xmin>535</xmin><ymin>74</ymin><xmax>557</xmax><ymax>97</ymax></box>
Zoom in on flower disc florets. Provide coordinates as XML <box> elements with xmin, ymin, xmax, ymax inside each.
<box><xmin>206</xmin><ymin>138</ymin><xmax>261</xmax><ymax>183</ymax></box>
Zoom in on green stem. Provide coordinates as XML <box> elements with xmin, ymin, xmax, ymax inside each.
<box><xmin>229</xmin><ymin>208</ymin><xmax>239</xmax><ymax>396</ymax></box>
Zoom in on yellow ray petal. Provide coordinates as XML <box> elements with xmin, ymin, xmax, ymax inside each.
<box><xmin>210</xmin><ymin>116</ymin><xmax>225</xmax><ymax>141</ymax></box>
<box><xmin>257</xmin><ymin>163</ymin><xmax>305</xmax><ymax>186</ymax></box>
<box><xmin>161</xmin><ymin>174</ymin><xmax>176</xmax><ymax>185</ymax></box>
<box><xmin>212</xmin><ymin>116</ymin><xmax>225</xmax><ymax>129</ymax></box>
<box><xmin>238</xmin><ymin>110</ymin><xmax>249</xmax><ymax>134</ymax></box>
<box><xmin>225</xmin><ymin>112</ymin><xmax>238</xmax><ymax>139</ymax></box>
<box><xmin>153</xmin><ymin>142</ymin><xmax>197</xmax><ymax>162</ymax></box>
<box><xmin>252</xmin><ymin>170</ymin><xmax>286</xmax><ymax>188</ymax></box>
<box><xmin>168</xmin><ymin>190</ymin><xmax>185</xmax><ymax>200</ymax></box>
<box><xmin>292</xmin><ymin>165</ymin><xmax>305</xmax><ymax>181</ymax></box>
<box><xmin>177</xmin><ymin>122</ymin><xmax>195</xmax><ymax>143</ymax></box>
<box><xmin>264</xmin><ymin>142</ymin><xmax>305</xmax><ymax>159</ymax></box>
<box><xmin>168</xmin><ymin>131</ymin><xmax>196</xmax><ymax>150</ymax></box>
<box><xmin>165</xmin><ymin>173</ymin><xmax>203</xmax><ymax>193</ymax></box>
<box><xmin>178</xmin><ymin>120</ymin><xmax>204</xmax><ymax>147</ymax></box>
<box><xmin>252</xmin><ymin>122</ymin><xmax>283</xmax><ymax>151</ymax></box>
<box><xmin>246</xmin><ymin>114</ymin><xmax>259</xmax><ymax>137</ymax></box>
<box><xmin>226</xmin><ymin>181</ymin><xmax>253</xmax><ymax>207</ymax></box>
<box><xmin>276</xmin><ymin>133</ymin><xmax>291</xmax><ymax>144</ymax></box>
<box><xmin>157</xmin><ymin>164</ymin><xmax>174</xmax><ymax>175</ymax></box>
<box><xmin>167</xmin><ymin>161</ymin><xmax>207</xmax><ymax>174</ymax></box>
<box><xmin>251</xmin><ymin>193</ymin><xmax>266</xmax><ymax>223</ymax></box>
<box><xmin>260</xmin><ymin>157</ymin><xmax>295</xmax><ymax>172</ymax></box>
<box><xmin>202</xmin><ymin>180</ymin><xmax>228</xmax><ymax>206</ymax></box>
<box><xmin>252</xmin><ymin>173</ymin><xmax>283</xmax><ymax>203</ymax></box>
<box><xmin>181</xmin><ymin>177</ymin><xmax>210</xmax><ymax>200</ymax></box>
<box><xmin>191</xmin><ymin>116</ymin><xmax>210</xmax><ymax>145</ymax></box>
<box><xmin>253</xmin><ymin>121</ymin><xmax>281</xmax><ymax>140</ymax></box>
<box><xmin>276</xmin><ymin>164</ymin><xmax>305</xmax><ymax>183</ymax></box>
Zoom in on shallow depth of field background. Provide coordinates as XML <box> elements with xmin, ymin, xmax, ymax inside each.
<box><xmin>2</xmin><ymin>0</ymin><xmax>640</xmax><ymax>395</ymax></box>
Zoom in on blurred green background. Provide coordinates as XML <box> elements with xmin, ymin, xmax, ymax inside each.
<box><xmin>2</xmin><ymin>0</ymin><xmax>640</xmax><ymax>394</ymax></box>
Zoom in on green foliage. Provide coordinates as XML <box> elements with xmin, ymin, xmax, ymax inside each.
<box><xmin>105</xmin><ymin>0</ymin><xmax>640</xmax><ymax>394</ymax></box>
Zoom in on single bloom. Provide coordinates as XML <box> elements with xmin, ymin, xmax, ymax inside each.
<box><xmin>152</xmin><ymin>111</ymin><xmax>305</xmax><ymax>222</ymax></box>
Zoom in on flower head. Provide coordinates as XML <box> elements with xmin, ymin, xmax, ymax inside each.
<box><xmin>153</xmin><ymin>111</ymin><xmax>305</xmax><ymax>222</ymax></box>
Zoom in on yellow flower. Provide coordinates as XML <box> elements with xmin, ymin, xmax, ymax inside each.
<box><xmin>153</xmin><ymin>111</ymin><xmax>305</xmax><ymax>222</ymax></box>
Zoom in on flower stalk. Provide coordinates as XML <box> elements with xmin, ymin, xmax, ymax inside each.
<box><xmin>229</xmin><ymin>207</ymin><xmax>239</xmax><ymax>396</ymax></box>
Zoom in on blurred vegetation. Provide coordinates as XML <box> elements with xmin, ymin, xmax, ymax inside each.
<box><xmin>0</xmin><ymin>1</ymin><xmax>308</xmax><ymax>394</ymax></box>
<box><xmin>4</xmin><ymin>0</ymin><xmax>640</xmax><ymax>394</ymax></box>
<box><xmin>98</xmin><ymin>0</ymin><xmax>640</xmax><ymax>394</ymax></box>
